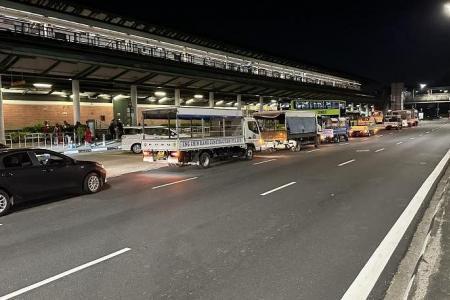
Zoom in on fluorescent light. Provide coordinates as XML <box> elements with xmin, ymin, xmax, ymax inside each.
<box><xmin>113</xmin><ymin>94</ymin><xmax>129</xmax><ymax>100</ymax></box>
<box><xmin>154</xmin><ymin>91</ymin><xmax>166</xmax><ymax>97</ymax></box>
<box><xmin>194</xmin><ymin>94</ymin><xmax>204</xmax><ymax>99</ymax></box>
<box><xmin>186</xmin><ymin>99</ymin><xmax>195</xmax><ymax>104</ymax></box>
<box><xmin>419</xmin><ymin>83</ymin><xmax>427</xmax><ymax>89</ymax></box>
<box><xmin>98</xmin><ymin>94</ymin><xmax>111</xmax><ymax>99</ymax></box>
<box><xmin>216</xmin><ymin>100</ymin><xmax>224</xmax><ymax>105</ymax></box>
<box><xmin>33</xmin><ymin>83</ymin><xmax>52</xmax><ymax>89</ymax></box>
<box><xmin>51</xmin><ymin>91</ymin><xmax>67</xmax><ymax>97</ymax></box>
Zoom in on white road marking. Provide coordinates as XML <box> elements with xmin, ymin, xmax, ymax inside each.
<box><xmin>341</xmin><ymin>149</ymin><xmax>450</xmax><ymax>300</ymax></box>
<box><xmin>396</xmin><ymin>141</ymin><xmax>403</xmax><ymax>145</ymax></box>
<box><xmin>253</xmin><ymin>159</ymin><xmax>277</xmax><ymax>165</ymax></box>
<box><xmin>425</xmin><ymin>131</ymin><xmax>430</xmax><ymax>134</ymax></box>
<box><xmin>152</xmin><ymin>177</ymin><xmax>198</xmax><ymax>189</ymax></box>
<box><xmin>379</xmin><ymin>134</ymin><xmax>384</xmax><ymax>137</ymax></box>
<box><xmin>339</xmin><ymin>143</ymin><xmax>350</xmax><ymax>146</ymax></box>
<box><xmin>307</xmin><ymin>149</ymin><xmax>320</xmax><ymax>153</ymax></box>
<box><xmin>410</xmin><ymin>137</ymin><xmax>415</xmax><ymax>140</ymax></box>
<box><xmin>338</xmin><ymin>159</ymin><xmax>356</xmax><ymax>167</ymax></box>
<box><xmin>260</xmin><ymin>182</ymin><xmax>296</xmax><ymax>196</ymax></box>
<box><xmin>389</xmin><ymin>132</ymin><xmax>393</xmax><ymax>135</ymax></box>
<box><xmin>361</xmin><ymin>138</ymin><xmax>368</xmax><ymax>141</ymax></box>
<box><xmin>374</xmin><ymin>148</ymin><xmax>385</xmax><ymax>153</ymax></box>
<box><xmin>356</xmin><ymin>150</ymin><xmax>370</xmax><ymax>152</ymax></box>
<box><xmin>0</xmin><ymin>248</ymin><xmax>131</xmax><ymax>300</ymax></box>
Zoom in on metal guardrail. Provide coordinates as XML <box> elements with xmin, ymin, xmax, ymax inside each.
<box><xmin>0</xmin><ymin>14</ymin><xmax>360</xmax><ymax>91</ymax></box>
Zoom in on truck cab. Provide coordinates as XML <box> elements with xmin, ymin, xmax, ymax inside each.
<box><xmin>243</xmin><ymin>117</ymin><xmax>263</xmax><ymax>151</ymax></box>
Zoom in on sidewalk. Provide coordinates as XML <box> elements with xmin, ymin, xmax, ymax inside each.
<box><xmin>409</xmin><ymin>167</ymin><xmax>450</xmax><ymax>299</ymax></box>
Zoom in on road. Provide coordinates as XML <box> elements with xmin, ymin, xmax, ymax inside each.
<box><xmin>0</xmin><ymin>120</ymin><xmax>449</xmax><ymax>300</ymax></box>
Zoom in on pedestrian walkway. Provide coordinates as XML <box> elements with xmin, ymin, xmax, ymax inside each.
<box><xmin>407</xmin><ymin>167</ymin><xmax>450</xmax><ymax>299</ymax></box>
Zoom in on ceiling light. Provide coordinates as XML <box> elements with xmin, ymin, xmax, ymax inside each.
<box><xmin>33</xmin><ymin>83</ymin><xmax>52</xmax><ymax>89</ymax></box>
<box><xmin>154</xmin><ymin>91</ymin><xmax>167</xmax><ymax>97</ymax></box>
<box><xmin>194</xmin><ymin>94</ymin><xmax>204</xmax><ymax>99</ymax></box>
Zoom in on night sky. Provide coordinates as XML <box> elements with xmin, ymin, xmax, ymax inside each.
<box><xmin>74</xmin><ymin>0</ymin><xmax>450</xmax><ymax>86</ymax></box>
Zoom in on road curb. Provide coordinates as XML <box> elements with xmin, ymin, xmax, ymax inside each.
<box><xmin>384</xmin><ymin>154</ymin><xmax>450</xmax><ymax>300</ymax></box>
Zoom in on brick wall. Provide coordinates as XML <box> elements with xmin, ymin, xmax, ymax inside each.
<box><xmin>4</xmin><ymin>101</ymin><xmax>113</xmax><ymax>130</ymax></box>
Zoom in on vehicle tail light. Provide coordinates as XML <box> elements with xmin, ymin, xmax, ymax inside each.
<box><xmin>170</xmin><ymin>151</ymin><xmax>180</xmax><ymax>157</ymax></box>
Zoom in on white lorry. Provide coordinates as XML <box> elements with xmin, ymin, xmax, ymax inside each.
<box><xmin>141</xmin><ymin>107</ymin><xmax>262</xmax><ymax>168</ymax></box>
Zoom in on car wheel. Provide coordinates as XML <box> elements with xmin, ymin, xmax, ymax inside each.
<box><xmin>131</xmin><ymin>143</ymin><xmax>142</xmax><ymax>154</ymax></box>
<box><xmin>0</xmin><ymin>190</ymin><xmax>11</xmax><ymax>217</ymax></box>
<box><xmin>84</xmin><ymin>172</ymin><xmax>103</xmax><ymax>194</ymax></box>
<box><xmin>199</xmin><ymin>152</ymin><xmax>211</xmax><ymax>168</ymax></box>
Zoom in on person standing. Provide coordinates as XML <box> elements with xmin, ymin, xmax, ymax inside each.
<box><xmin>109</xmin><ymin>119</ymin><xmax>115</xmax><ymax>140</ymax></box>
<box><xmin>84</xmin><ymin>125</ymin><xmax>93</xmax><ymax>145</ymax></box>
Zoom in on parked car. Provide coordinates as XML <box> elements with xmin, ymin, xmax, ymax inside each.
<box><xmin>0</xmin><ymin>149</ymin><xmax>106</xmax><ymax>216</ymax></box>
<box><xmin>121</xmin><ymin>126</ymin><xmax>183</xmax><ymax>154</ymax></box>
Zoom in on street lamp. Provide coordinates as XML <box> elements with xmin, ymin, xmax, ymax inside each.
<box><xmin>444</xmin><ymin>3</ymin><xmax>450</xmax><ymax>16</ymax></box>
<box><xmin>419</xmin><ymin>83</ymin><xmax>427</xmax><ymax>90</ymax></box>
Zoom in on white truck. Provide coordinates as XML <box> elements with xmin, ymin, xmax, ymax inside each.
<box><xmin>141</xmin><ymin>107</ymin><xmax>262</xmax><ymax>168</ymax></box>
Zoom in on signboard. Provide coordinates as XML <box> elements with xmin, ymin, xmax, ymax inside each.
<box><xmin>314</xmin><ymin>109</ymin><xmax>340</xmax><ymax>116</ymax></box>
<box><xmin>179</xmin><ymin>137</ymin><xmax>244</xmax><ymax>150</ymax></box>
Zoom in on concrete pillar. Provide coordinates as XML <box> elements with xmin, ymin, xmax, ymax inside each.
<box><xmin>259</xmin><ymin>96</ymin><xmax>263</xmax><ymax>112</ymax></box>
<box><xmin>130</xmin><ymin>85</ymin><xmax>138</xmax><ymax>126</ymax></box>
<box><xmin>209</xmin><ymin>92</ymin><xmax>214</xmax><ymax>108</ymax></box>
<box><xmin>72</xmin><ymin>80</ymin><xmax>80</xmax><ymax>125</ymax></box>
<box><xmin>0</xmin><ymin>75</ymin><xmax>5</xmax><ymax>144</ymax></box>
<box><xmin>236</xmin><ymin>94</ymin><xmax>242</xmax><ymax>110</ymax></box>
<box><xmin>174</xmin><ymin>88</ymin><xmax>181</xmax><ymax>107</ymax></box>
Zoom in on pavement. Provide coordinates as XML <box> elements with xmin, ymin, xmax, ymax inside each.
<box><xmin>0</xmin><ymin>120</ymin><xmax>449</xmax><ymax>300</ymax></box>
<box><xmin>407</xmin><ymin>166</ymin><xmax>450</xmax><ymax>300</ymax></box>
<box><xmin>67</xmin><ymin>150</ymin><xmax>165</xmax><ymax>178</ymax></box>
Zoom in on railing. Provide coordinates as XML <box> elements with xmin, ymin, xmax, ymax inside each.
<box><xmin>0</xmin><ymin>14</ymin><xmax>361</xmax><ymax>91</ymax></box>
<box><xmin>3</xmin><ymin>132</ymin><xmax>108</xmax><ymax>150</ymax></box>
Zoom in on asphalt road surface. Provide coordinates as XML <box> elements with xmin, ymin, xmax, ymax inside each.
<box><xmin>0</xmin><ymin>120</ymin><xmax>449</xmax><ymax>300</ymax></box>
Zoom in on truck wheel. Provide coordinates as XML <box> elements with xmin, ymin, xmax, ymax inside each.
<box><xmin>245</xmin><ymin>147</ymin><xmax>254</xmax><ymax>160</ymax></box>
<box><xmin>344</xmin><ymin>135</ymin><xmax>349</xmax><ymax>141</ymax></box>
<box><xmin>131</xmin><ymin>143</ymin><xmax>142</xmax><ymax>154</ymax></box>
<box><xmin>294</xmin><ymin>142</ymin><xmax>301</xmax><ymax>152</ymax></box>
<box><xmin>199</xmin><ymin>152</ymin><xmax>211</xmax><ymax>168</ymax></box>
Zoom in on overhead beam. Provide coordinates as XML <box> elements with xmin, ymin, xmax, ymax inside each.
<box><xmin>74</xmin><ymin>65</ymin><xmax>101</xmax><ymax>79</ymax></box>
<box><xmin>109</xmin><ymin>69</ymin><xmax>130</xmax><ymax>81</ymax></box>
<box><xmin>41</xmin><ymin>60</ymin><xmax>61</xmax><ymax>75</ymax></box>
<box><xmin>133</xmin><ymin>72</ymin><xmax>160</xmax><ymax>85</ymax></box>
<box><xmin>0</xmin><ymin>55</ymin><xmax>20</xmax><ymax>72</ymax></box>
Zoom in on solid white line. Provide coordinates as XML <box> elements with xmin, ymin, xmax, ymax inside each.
<box><xmin>253</xmin><ymin>159</ymin><xmax>276</xmax><ymax>165</ymax></box>
<box><xmin>374</xmin><ymin>148</ymin><xmax>385</xmax><ymax>153</ymax></box>
<box><xmin>338</xmin><ymin>159</ymin><xmax>356</xmax><ymax>167</ymax></box>
<box><xmin>152</xmin><ymin>177</ymin><xmax>198</xmax><ymax>189</ymax></box>
<box><xmin>396</xmin><ymin>141</ymin><xmax>403</xmax><ymax>145</ymax></box>
<box><xmin>356</xmin><ymin>150</ymin><xmax>370</xmax><ymax>152</ymax></box>
<box><xmin>0</xmin><ymin>248</ymin><xmax>131</xmax><ymax>300</ymax></box>
<box><xmin>260</xmin><ymin>182</ymin><xmax>296</xmax><ymax>196</ymax></box>
<box><xmin>341</xmin><ymin>149</ymin><xmax>450</xmax><ymax>300</ymax></box>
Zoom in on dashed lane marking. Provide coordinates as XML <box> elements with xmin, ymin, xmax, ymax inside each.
<box><xmin>253</xmin><ymin>159</ymin><xmax>277</xmax><ymax>165</ymax></box>
<box><xmin>374</xmin><ymin>148</ymin><xmax>385</xmax><ymax>153</ymax></box>
<box><xmin>0</xmin><ymin>248</ymin><xmax>131</xmax><ymax>300</ymax></box>
<box><xmin>152</xmin><ymin>177</ymin><xmax>198</xmax><ymax>189</ymax></box>
<box><xmin>338</xmin><ymin>159</ymin><xmax>356</xmax><ymax>167</ymax></box>
<box><xmin>260</xmin><ymin>182</ymin><xmax>296</xmax><ymax>196</ymax></box>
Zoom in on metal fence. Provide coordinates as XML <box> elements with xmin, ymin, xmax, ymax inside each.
<box><xmin>0</xmin><ymin>14</ymin><xmax>360</xmax><ymax>91</ymax></box>
<box><xmin>4</xmin><ymin>132</ymin><xmax>107</xmax><ymax>150</ymax></box>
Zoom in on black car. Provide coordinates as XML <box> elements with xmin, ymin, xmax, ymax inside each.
<box><xmin>0</xmin><ymin>149</ymin><xmax>106</xmax><ymax>216</ymax></box>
